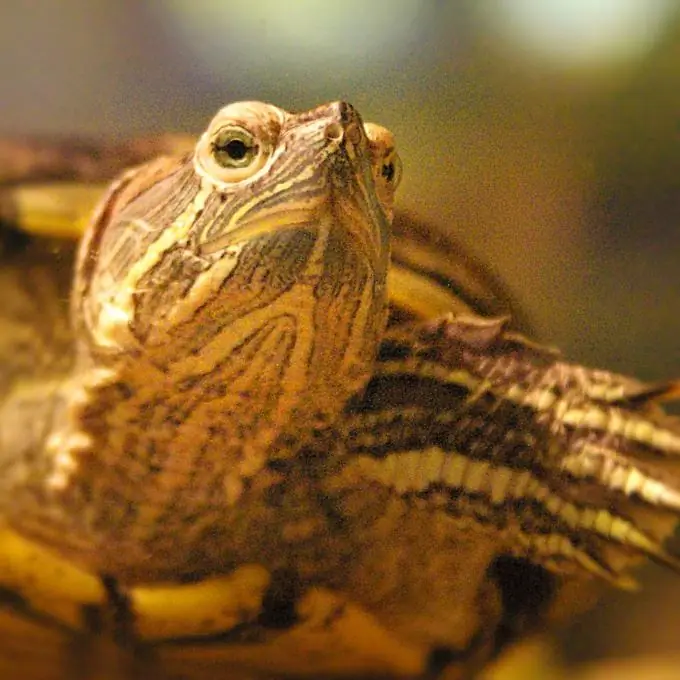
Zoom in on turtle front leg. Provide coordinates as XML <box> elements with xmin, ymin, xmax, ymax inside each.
<box><xmin>322</xmin><ymin>313</ymin><xmax>680</xmax><ymax>675</ymax></box>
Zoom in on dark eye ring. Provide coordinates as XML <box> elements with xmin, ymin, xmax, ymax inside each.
<box><xmin>212</xmin><ymin>127</ymin><xmax>258</xmax><ymax>169</ymax></box>
<box><xmin>380</xmin><ymin>152</ymin><xmax>402</xmax><ymax>187</ymax></box>
<box><xmin>382</xmin><ymin>162</ymin><xmax>396</xmax><ymax>183</ymax></box>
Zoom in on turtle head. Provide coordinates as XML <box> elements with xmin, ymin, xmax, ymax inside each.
<box><xmin>73</xmin><ymin>100</ymin><xmax>400</xmax><ymax>418</ymax></box>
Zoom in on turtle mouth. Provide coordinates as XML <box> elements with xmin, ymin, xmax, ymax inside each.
<box><xmin>197</xmin><ymin>209</ymin><xmax>319</xmax><ymax>256</ymax></box>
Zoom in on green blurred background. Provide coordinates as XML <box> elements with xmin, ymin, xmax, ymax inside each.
<box><xmin>1</xmin><ymin>0</ymin><xmax>679</xmax><ymax>673</ymax></box>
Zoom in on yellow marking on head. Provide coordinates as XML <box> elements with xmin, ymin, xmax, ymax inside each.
<box><xmin>197</xmin><ymin>159</ymin><xmax>321</xmax><ymax>254</ymax></box>
<box><xmin>342</xmin><ymin>268</ymin><xmax>383</xmax><ymax>382</ymax></box>
<box><xmin>92</xmin><ymin>178</ymin><xmax>215</xmax><ymax>349</ymax></box>
<box><xmin>164</xmin><ymin>243</ymin><xmax>244</xmax><ymax>328</ymax></box>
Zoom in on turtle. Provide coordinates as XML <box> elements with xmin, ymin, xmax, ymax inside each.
<box><xmin>0</xmin><ymin>100</ymin><xmax>679</xmax><ymax>680</ymax></box>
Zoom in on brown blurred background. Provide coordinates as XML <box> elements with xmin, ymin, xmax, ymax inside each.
<box><xmin>1</xmin><ymin>0</ymin><xmax>679</xmax><ymax>674</ymax></box>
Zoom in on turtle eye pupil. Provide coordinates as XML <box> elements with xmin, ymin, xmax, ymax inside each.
<box><xmin>211</xmin><ymin>127</ymin><xmax>258</xmax><ymax>169</ymax></box>
<box><xmin>382</xmin><ymin>162</ymin><xmax>395</xmax><ymax>183</ymax></box>
<box><xmin>224</xmin><ymin>139</ymin><xmax>248</xmax><ymax>161</ymax></box>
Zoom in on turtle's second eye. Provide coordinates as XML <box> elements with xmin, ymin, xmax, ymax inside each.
<box><xmin>382</xmin><ymin>162</ymin><xmax>396</xmax><ymax>183</ymax></box>
<box><xmin>381</xmin><ymin>152</ymin><xmax>402</xmax><ymax>189</ymax></box>
<box><xmin>212</xmin><ymin>127</ymin><xmax>258</xmax><ymax>169</ymax></box>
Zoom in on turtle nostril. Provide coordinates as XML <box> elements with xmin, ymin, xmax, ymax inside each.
<box><xmin>325</xmin><ymin>122</ymin><xmax>344</xmax><ymax>142</ymax></box>
<box><xmin>337</xmin><ymin>101</ymin><xmax>356</xmax><ymax>124</ymax></box>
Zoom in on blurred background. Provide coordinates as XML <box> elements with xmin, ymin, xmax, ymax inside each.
<box><xmin>1</xmin><ymin>0</ymin><xmax>679</xmax><ymax>675</ymax></box>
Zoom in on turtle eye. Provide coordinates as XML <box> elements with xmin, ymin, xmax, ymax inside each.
<box><xmin>362</xmin><ymin>122</ymin><xmax>402</xmax><ymax>193</ymax></box>
<box><xmin>361</xmin><ymin>121</ymin><xmax>401</xmax><ymax>219</ymax></box>
<box><xmin>197</xmin><ymin>122</ymin><xmax>272</xmax><ymax>184</ymax></box>
<box><xmin>212</xmin><ymin>127</ymin><xmax>258</xmax><ymax>169</ymax></box>
<box><xmin>380</xmin><ymin>152</ymin><xmax>402</xmax><ymax>189</ymax></box>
